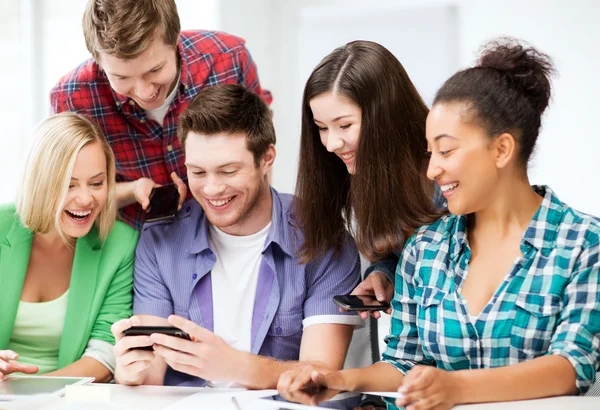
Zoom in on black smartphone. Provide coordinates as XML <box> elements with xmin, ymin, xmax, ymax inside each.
<box><xmin>145</xmin><ymin>185</ymin><xmax>180</xmax><ymax>223</ymax></box>
<box><xmin>122</xmin><ymin>326</ymin><xmax>191</xmax><ymax>350</ymax></box>
<box><xmin>333</xmin><ymin>295</ymin><xmax>390</xmax><ymax>311</ymax></box>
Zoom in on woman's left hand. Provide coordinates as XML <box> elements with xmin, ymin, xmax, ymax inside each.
<box><xmin>396</xmin><ymin>366</ymin><xmax>462</xmax><ymax>410</ymax></box>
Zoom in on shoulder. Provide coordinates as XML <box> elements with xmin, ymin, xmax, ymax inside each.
<box><xmin>180</xmin><ymin>30</ymin><xmax>248</xmax><ymax>56</ymax></box>
<box><xmin>407</xmin><ymin>213</ymin><xmax>457</xmax><ymax>251</ymax></box>
<box><xmin>555</xmin><ymin>203</ymin><xmax>600</xmax><ymax>251</ymax></box>
<box><xmin>50</xmin><ymin>59</ymin><xmax>112</xmax><ymax>110</ymax></box>
<box><xmin>106</xmin><ymin>220</ymin><xmax>139</xmax><ymax>243</ymax></box>
<box><xmin>0</xmin><ymin>203</ymin><xmax>19</xmax><ymax>235</ymax></box>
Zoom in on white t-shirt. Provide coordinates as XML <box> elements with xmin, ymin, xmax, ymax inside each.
<box><xmin>206</xmin><ymin>222</ymin><xmax>271</xmax><ymax>387</ymax></box>
<box><xmin>145</xmin><ymin>70</ymin><xmax>181</xmax><ymax>125</ymax></box>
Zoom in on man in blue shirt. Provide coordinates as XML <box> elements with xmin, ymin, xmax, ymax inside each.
<box><xmin>111</xmin><ymin>84</ymin><xmax>363</xmax><ymax>388</ymax></box>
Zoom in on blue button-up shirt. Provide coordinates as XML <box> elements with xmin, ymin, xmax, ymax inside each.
<box><xmin>383</xmin><ymin>186</ymin><xmax>600</xmax><ymax>394</ymax></box>
<box><xmin>133</xmin><ymin>188</ymin><xmax>362</xmax><ymax>386</ymax></box>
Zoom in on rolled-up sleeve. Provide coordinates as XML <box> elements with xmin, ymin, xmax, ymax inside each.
<box><xmin>549</xmin><ymin>242</ymin><xmax>600</xmax><ymax>394</ymax></box>
<box><xmin>133</xmin><ymin>228</ymin><xmax>175</xmax><ymax>318</ymax></box>
<box><xmin>382</xmin><ymin>235</ymin><xmax>433</xmax><ymax>374</ymax></box>
<box><xmin>302</xmin><ymin>234</ymin><xmax>364</xmax><ymax>328</ymax></box>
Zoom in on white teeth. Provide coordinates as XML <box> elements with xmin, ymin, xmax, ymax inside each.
<box><xmin>208</xmin><ymin>197</ymin><xmax>233</xmax><ymax>207</ymax></box>
<box><xmin>440</xmin><ymin>182</ymin><xmax>459</xmax><ymax>192</ymax></box>
<box><xmin>68</xmin><ymin>210</ymin><xmax>91</xmax><ymax>217</ymax></box>
<box><xmin>340</xmin><ymin>153</ymin><xmax>355</xmax><ymax>160</ymax></box>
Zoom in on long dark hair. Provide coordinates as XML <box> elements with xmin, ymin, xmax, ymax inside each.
<box><xmin>295</xmin><ymin>40</ymin><xmax>441</xmax><ymax>262</ymax></box>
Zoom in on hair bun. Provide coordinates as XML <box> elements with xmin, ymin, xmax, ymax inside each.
<box><xmin>478</xmin><ymin>38</ymin><xmax>555</xmax><ymax>115</ymax></box>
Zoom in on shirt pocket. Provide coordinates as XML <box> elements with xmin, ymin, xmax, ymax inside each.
<box><xmin>266</xmin><ymin>310</ymin><xmax>304</xmax><ymax>361</ymax></box>
<box><xmin>268</xmin><ymin>310</ymin><xmax>304</xmax><ymax>337</ymax></box>
<box><xmin>510</xmin><ymin>292</ymin><xmax>563</xmax><ymax>357</ymax></box>
<box><xmin>416</xmin><ymin>287</ymin><xmax>447</xmax><ymax>352</ymax></box>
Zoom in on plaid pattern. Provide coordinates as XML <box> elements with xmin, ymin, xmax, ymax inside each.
<box><xmin>51</xmin><ymin>30</ymin><xmax>272</xmax><ymax>229</ymax></box>
<box><xmin>383</xmin><ymin>186</ymin><xmax>600</xmax><ymax>394</ymax></box>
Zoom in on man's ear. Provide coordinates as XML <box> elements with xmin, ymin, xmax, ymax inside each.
<box><xmin>260</xmin><ymin>144</ymin><xmax>276</xmax><ymax>176</ymax></box>
<box><xmin>493</xmin><ymin>132</ymin><xmax>517</xmax><ymax>169</ymax></box>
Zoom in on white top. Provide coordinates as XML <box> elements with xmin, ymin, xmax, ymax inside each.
<box><xmin>145</xmin><ymin>70</ymin><xmax>181</xmax><ymax>125</ymax></box>
<box><xmin>207</xmin><ymin>222</ymin><xmax>271</xmax><ymax>387</ymax></box>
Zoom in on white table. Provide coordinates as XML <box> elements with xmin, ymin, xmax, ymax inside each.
<box><xmin>3</xmin><ymin>384</ymin><xmax>600</xmax><ymax>410</ymax></box>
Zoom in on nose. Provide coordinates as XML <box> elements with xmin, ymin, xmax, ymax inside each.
<box><xmin>135</xmin><ymin>79</ymin><xmax>156</xmax><ymax>100</ymax></box>
<box><xmin>426</xmin><ymin>153</ymin><xmax>442</xmax><ymax>181</ymax></box>
<box><xmin>203</xmin><ymin>175</ymin><xmax>226</xmax><ymax>197</ymax></box>
<box><xmin>75</xmin><ymin>187</ymin><xmax>94</xmax><ymax>206</ymax></box>
<box><xmin>325</xmin><ymin>132</ymin><xmax>344</xmax><ymax>153</ymax></box>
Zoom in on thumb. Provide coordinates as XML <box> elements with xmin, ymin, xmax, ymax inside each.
<box><xmin>370</xmin><ymin>274</ymin><xmax>387</xmax><ymax>302</ymax></box>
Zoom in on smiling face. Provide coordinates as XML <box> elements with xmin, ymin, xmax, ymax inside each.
<box><xmin>99</xmin><ymin>35</ymin><xmax>179</xmax><ymax>110</ymax></box>
<box><xmin>185</xmin><ymin>131</ymin><xmax>275</xmax><ymax>235</ymax></box>
<box><xmin>425</xmin><ymin>102</ymin><xmax>504</xmax><ymax>215</ymax></box>
<box><xmin>309</xmin><ymin>92</ymin><xmax>362</xmax><ymax>175</ymax></box>
<box><xmin>60</xmin><ymin>141</ymin><xmax>108</xmax><ymax>238</ymax></box>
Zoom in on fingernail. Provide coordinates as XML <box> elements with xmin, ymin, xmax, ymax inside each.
<box><xmin>11</xmin><ymin>353</ymin><xmax>18</xmax><ymax>360</ymax></box>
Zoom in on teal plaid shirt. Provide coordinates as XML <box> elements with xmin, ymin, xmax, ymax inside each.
<box><xmin>382</xmin><ymin>186</ymin><xmax>600</xmax><ymax>393</ymax></box>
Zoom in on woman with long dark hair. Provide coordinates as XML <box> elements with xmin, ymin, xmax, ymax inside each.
<box><xmin>294</xmin><ymin>41</ymin><xmax>443</xmax><ymax>314</ymax></box>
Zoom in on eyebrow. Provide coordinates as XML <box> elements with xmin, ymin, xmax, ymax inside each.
<box><xmin>313</xmin><ymin>114</ymin><xmax>354</xmax><ymax>124</ymax></box>
<box><xmin>108</xmin><ymin>62</ymin><xmax>165</xmax><ymax>78</ymax></box>
<box><xmin>71</xmin><ymin>172</ymin><xmax>105</xmax><ymax>181</ymax></box>
<box><xmin>434</xmin><ymin>134</ymin><xmax>458</xmax><ymax>142</ymax></box>
<box><xmin>185</xmin><ymin>161</ymin><xmax>243</xmax><ymax>169</ymax></box>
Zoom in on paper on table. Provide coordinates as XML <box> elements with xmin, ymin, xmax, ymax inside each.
<box><xmin>362</xmin><ymin>391</ymin><xmax>405</xmax><ymax>399</ymax></box>
<box><xmin>162</xmin><ymin>389</ymin><xmax>278</xmax><ymax>410</ymax></box>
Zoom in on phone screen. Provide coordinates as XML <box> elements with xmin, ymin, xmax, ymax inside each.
<box><xmin>145</xmin><ymin>185</ymin><xmax>180</xmax><ymax>222</ymax></box>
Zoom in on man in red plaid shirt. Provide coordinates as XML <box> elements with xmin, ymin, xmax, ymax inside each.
<box><xmin>50</xmin><ymin>0</ymin><xmax>272</xmax><ymax>229</ymax></box>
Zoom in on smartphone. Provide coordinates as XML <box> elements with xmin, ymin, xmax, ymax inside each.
<box><xmin>145</xmin><ymin>185</ymin><xmax>180</xmax><ymax>223</ymax></box>
<box><xmin>333</xmin><ymin>295</ymin><xmax>390</xmax><ymax>311</ymax></box>
<box><xmin>122</xmin><ymin>326</ymin><xmax>191</xmax><ymax>350</ymax></box>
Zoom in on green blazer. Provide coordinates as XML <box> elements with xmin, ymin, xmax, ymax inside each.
<box><xmin>0</xmin><ymin>204</ymin><xmax>139</xmax><ymax>369</ymax></box>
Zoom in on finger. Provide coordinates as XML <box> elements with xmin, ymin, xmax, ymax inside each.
<box><xmin>114</xmin><ymin>336</ymin><xmax>154</xmax><ymax>357</ymax></box>
<box><xmin>405</xmin><ymin>368</ymin><xmax>432</xmax><ymax>393</ymax></box>
<box><xmin>369</xmin><ymin>310</ymin><xmax>382</xmax><ymax>319</ymax></box>
<box><xmin>277</xmin><ymin>369</ymin><xmax>300</xmax><ymax>393</ymax></box>
<box><xmin>167</xmin><ymin>315</ymin><xmax>214</xmax><ymax>343</ymax></box>
<box><xmin>349</xmin><ymin>281</ymin><xmax>371</xmax><ymax>296</ymax></box>
<box><xmin>356</xmin><ymin>311</ymin><xmax>369</xmax><ymax>320</ymax></box>
<box><xmin>369</xmin><ymin>274</ymin><xmax>388</xmax><ymax>302</ymax></box>
<box><xmin>164</xmin><ymin>359</ymin><xmax>203</xmax><ymax>380</ymax></box>
<box><xmin>289</xmin><ymin>367</ymin><xmax>315</xmax><ymax>392</ymax></box>
<box><xmin>0</xmin><ymin>351</ymin><xmax>19</xmax><ymax>362</ymax></box>
<box><xmin>111</xmin><ymin>317</ymin><xmax>139</xmax><ymax>341</ymax></box>
<box><xmin>122</xmin><ymin>359</ymin><xmax>153</xmax><ymax>378</ymax></box>
<box><xmin>149</xmin><ymin>332</ymin><xmax>195</xmax><ymax>354</ymax></box>
<box><xmin>152</xmin><ymin>344</ymin><xmax>197</xmax><ymax>368</ymax></box>
<box><xmin>406</xmin><ymin>394</ymin><xmax>442</xmax><ymax>410</ymax></box>
<box><xmin>6</xmin><ymin>361</ymin><xmax>39</xmax><ymax>374</ymax></box>
<box><xmin>170</xmin><ymin>172</ymin><xmax>187</xmax><ymax>209</ymax></box>
<box><xmin>284</xmin><ymin>388</ymin><xmax>315</xmax><ymax>406</ymax></box>
<box><xmin>384</xmin><ymin>307</ymin><xmax>392</xmax><ymax>314</ymax></box>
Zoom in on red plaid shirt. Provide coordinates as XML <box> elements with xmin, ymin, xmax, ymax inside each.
<box><xmin>51</xmin><ymin>30</ymin><xmax>272</xmax><ymax>229</ymax></box>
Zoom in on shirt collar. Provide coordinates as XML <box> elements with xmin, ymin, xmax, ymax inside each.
<box><xmin>443</xmin><ymin>185</ymin><xmax>563</xmax><ymax>261</ymax></box>
<box><xmin>186</xmin><ymin>187</ymin><xmax>296</xmax><ymax>257</ymax></box>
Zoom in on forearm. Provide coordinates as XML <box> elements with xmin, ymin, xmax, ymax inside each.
<box><xmin>47</xmin><ymin>357</ymin><xmax>112</xmax><ymax>383</ymax></box>
<box><xmin>339</xmin><ymin>361</ymin><xmax>405</xmax><ymax>392</ymax></box>
<box><xmin>116</xmin><ymin>181</ymin><xmax>138</xmax><ymax>208</ymax></box>
<box><xmin>454</xmin><ymin>355</ymin><xmax>578</xmax><ymax>404</ymax></box>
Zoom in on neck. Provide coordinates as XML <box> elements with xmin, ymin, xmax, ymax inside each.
<box><xmin>34</xmin><ymin>230</ymin><xmax>74</xmax><ymax>251</ymax></box>
<box><xmin>220</xmin><ymin>183</ymin><xmax>273</xmax><ymax>236</ymax></box>
<box><xmin>469</xmin><ymin>176</ymin><xmax>542</xmax><ymax>240</ymax></box>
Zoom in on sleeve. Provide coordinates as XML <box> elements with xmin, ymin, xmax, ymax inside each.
<box><xmin>82</xmin><ymin>339</ymin><xmax>116</xmax><ymax>374</ymax></box>
<box><xmin>89</xmin><ymin>230</ymin><xmax>139</xmax><ymax>344</ymax></box>
<box><xmin>381</xmin><ymin>235</ymin><xmax>435</xmax><ymax>374</ymax></box>
<box><xmin>364</xmin><ymin>254</ymin><xmax>399</xmax><ymax>285</ymax></box>
<box><xmin>49</xmin><ymin>83</ymin><xmax>72</xmax><ymax>114</ymax></box>
<box><xmin>549</xmin><ymin>241</ymin><xmax>600</xmax><ymax>394</ymax></box>
<box><xmin>235</xmin><ymin>43</ymin><xmax>273</xmax><ymax>105</ymax></box>
<box><xmin>302</xmin><ymin>234</ymin><xmax>364</xmax><ymax>328</ymax></box>
<box><xmin>132</xmin><ymin>229</ymin><xmax>175</xmax><ymax>318</ymax></box>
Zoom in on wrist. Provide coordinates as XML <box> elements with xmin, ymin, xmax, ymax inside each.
<box><xmin>451</xmin><ymin>370</ymin><xmax>469</xmax><ymax>404</ymax></box>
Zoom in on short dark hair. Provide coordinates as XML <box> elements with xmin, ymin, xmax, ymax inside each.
<box><xmin>178</xmin><ymin>84</ymin><xmax>276</xmax><ymax>166</ymax></box>
<box><xmin>433</xmin><ymin>37</ymin><xmax>555</xmax><ymax>168</ymax></box>
<box><xmin>295</xmin><ymin>40</ymin><xmax>441</xmax><ymax>262</ymax></box>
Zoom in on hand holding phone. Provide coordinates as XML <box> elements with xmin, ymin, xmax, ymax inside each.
<box><xmin>333</xmin><ymin>295</ymin><xmax>390</xmax><ymax>311</ymax></box>
<box><xmin>145</xmin><ymin>185</ymin><xmax>180</xmax><ymax>222</ymax></box>
<box><xmin>122</xmin><ymin>326</ymin><xmax>191</xmax><ymax>350</ymax></box>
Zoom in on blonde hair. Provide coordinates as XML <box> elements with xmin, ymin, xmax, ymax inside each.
<box><xmin>16</xmin><ymin>112</ymin><xmax>117</xmax><ymax>243</ymax></box>
<box><xmin>83</xmin><ymin>0</ymin><xmax>181</xmax><ymax>61</ymax></box>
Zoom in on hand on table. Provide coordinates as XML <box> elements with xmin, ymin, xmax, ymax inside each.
<box><xmin>0</xmin><ymin>350</ymin><xmax>38</xmax><ymax>380</ymax></box>
<box><xmin>396</xmin><ymin>366</ymin><xmax>461</xmax><ymax>410</ymax></box>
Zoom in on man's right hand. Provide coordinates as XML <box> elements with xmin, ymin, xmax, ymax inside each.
<box><xmin>112</xmin><ymin>316</ymin><xmax>155</xmax><ymax>385</ymax></box>
<box><xmin>0</xmin><ymin>350</ymin><xmax>38</xmax><ymax>380</ymax></box>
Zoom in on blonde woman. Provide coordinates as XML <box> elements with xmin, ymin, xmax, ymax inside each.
<box><xmin>0</xmin><ymin>112</ymin><xmax>138</xmax><ymax>382</ymax></box>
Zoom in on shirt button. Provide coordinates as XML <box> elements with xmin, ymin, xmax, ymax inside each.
<box><xmin>185</xmin><ymin>206</ymin><xmax>191</xmax><ymax>213</ymax></box>
<box><xmin>275</xmin><ymin>327</ymin><xmax>282</xmax><ymax>335</ymax></box>
<box><xmin>116</xmin><ymin>101</ymin><xmax>121</xmax><ymax>107</ymax></box>
<box><xmin>167</xmin><ymin>144</ymin><xmax>173</xmax><ymax>152</ymax></box>
<box><xmin>140</xmin><ymin>119</ymin><xmax>146</xmax><ymax>123</ymax></box>
<box><xmin>129</xmin><ymin>100</ymin><xmax>135</xmax><ymax>105</ymax></box>
<box><xmin>192</xmin><ymin>273</ymin><xmax>197</xmax><ymax>280</ymax></box>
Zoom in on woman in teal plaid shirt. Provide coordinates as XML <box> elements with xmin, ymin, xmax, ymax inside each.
<box><xmin>278</xmin><ymin>38</ymin><xmax>600</xmax><ymax>409</ymax></box>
